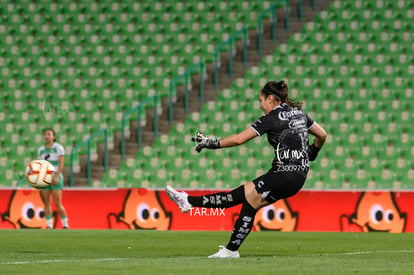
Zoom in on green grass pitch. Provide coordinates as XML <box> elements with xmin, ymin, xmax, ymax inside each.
<box><xmin>1</xmin><ymin>230</ymin><xmax>413</xmax><ymax>274</ymax></box>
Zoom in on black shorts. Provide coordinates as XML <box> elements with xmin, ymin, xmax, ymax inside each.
<box><xmin>252</xmin><ymin>171</ymin><xmax>306</xmax><ymax>203</ymax></box>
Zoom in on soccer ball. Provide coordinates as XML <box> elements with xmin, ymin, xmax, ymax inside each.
<box><xmin>26</xmin><ymin>160</ymin><xmax>56</xmax><ymax>189</ymax></box>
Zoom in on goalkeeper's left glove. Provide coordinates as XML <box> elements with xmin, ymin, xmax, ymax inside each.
<box><xmin>308</xmin><ymin>143</ymin><xmax>321</xmax><ymax>161</ymax></box>
<box><xmin>191</xmin><ymin>132</ymin><xmax>221</xmax><ymax>153</ymax></box>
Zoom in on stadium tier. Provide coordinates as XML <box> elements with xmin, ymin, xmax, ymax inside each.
<box><xmin>1</xmin><ymin>0</ymin><xmax>413</xmax><ymax>189</ymax></box>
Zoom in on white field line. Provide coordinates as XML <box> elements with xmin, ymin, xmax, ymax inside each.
<box><xmin>304</xmin><ymin>250</ymin><xmax>414</xmax><ymax>257</ymax></box>
<box><xmin>1</xmin><ymin>250</ymin><xmax>414</xmax><ymax>264</ymax></box>
<box><xmin>0</xmin><ymin>257</ymin><xmax>132</xmax><ymax>265</ymax></box>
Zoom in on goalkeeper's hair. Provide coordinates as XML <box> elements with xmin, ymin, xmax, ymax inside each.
<box><xmin>261</xmin><ymin>80</ymin><xmax>303</xmax><ymax>110</ymax></box>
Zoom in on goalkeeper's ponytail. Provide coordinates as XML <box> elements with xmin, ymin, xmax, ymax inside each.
<box><xmin>262</xmin><ymin>80</ymin><xmax>303</xmax><ymax>110</ymax></box>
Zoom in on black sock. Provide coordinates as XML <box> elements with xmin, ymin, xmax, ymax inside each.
<box><xmin>226</xmin><ymin>201</ymin><xmax>257</xmax><ymax>251</ymax></box>
<box><xmin>187</xmin><ymin>185</ymin><xmax>244</xmax><ymax>208</ymax></box>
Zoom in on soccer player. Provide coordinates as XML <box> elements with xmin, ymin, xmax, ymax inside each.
<box><xmin>38</xmin><ymin>128</ymin><xmax>69</xmax><ymax>229</ymax></box>
<box><xmin>166</xmin><ymin>80</ymin><xmax>327</xmax><ymax>258</ymax></box>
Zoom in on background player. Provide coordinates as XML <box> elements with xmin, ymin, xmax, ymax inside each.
<box><xmin>38</xmin><ymin>128</ymin><xmax>69</xmax><ymax>229</ymax></box>
<box><xmin>167</xmin><ymin>80</ymin><xmax>327</xmax><ymax>258</ymax></box>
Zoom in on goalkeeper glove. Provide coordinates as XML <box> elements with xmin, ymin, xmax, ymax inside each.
<box><xmin>308</xmin><ymin>143</ymin><xmax>321</xmax><ymax>161</ymax></box>
<box><xmin>191</xmin><ymin>132</ymin><xmax>221</xmax><ymax>153</ymax></box>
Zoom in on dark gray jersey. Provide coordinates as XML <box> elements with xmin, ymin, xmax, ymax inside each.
<box><xmin>250</xmin><ymin>103</ymin><xmax>315</xmax><ymax>176</ymax></box>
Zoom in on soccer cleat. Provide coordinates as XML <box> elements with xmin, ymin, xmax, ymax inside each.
<box><xmin>165</xmin><ymin>186</ymin><xmax>192</xmax><ymax>213</ymax></box>
<box><xmin>208</xmin><ymin>245</ymin><xmax>240</xmax><ymax>259</ymax></box>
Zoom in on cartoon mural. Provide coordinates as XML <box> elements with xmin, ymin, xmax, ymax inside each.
<box><xmin>340</xmin><ymin>191</ymin><xmax>407</xmax><ymax>233</ymax></box>
<box><xmin>108</xmin><ymin>189</ymin><xmax>172</xmax><ymax>230</ymax></box>
<box><xmin>1</xmin><ymin>190</ymin><xmax>56</xmax><ymax>229</ymax></box>
<box><xmin>253</xmin><ymin>199</ymin><xmax>298</xmax><ymax>231</ymax></box>
<box><xmin>0</xmin><ymin>189</ymin><xmax>412</xmax><ymax>231</ymax></box>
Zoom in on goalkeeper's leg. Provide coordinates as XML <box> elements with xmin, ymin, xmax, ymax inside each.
<box><xmin>225</xmin><ymin>200</ymin><xmax>257</xmax><ymax>252</ymax></box>
<box><xmin>166</xmin><ymin>185</ymin><xmax>245</xmax><ymax>212</ymax></box>
<box><xmin>209</xmin><ymin>182</ymin><xmax>263</xmax><ymax>256</ymax></box>
<box><xmin>187</xmin><ymin>185</ymin><xmax>245</xmax><ymax>208</ymax></box>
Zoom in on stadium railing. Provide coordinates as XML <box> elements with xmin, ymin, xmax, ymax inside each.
<box><xmin>213</xmin><ymin>27</ymin><xmax>248</xmax><ymax>90</ymax></box>
<box><xmin>70</xmin><ymin>128</ymin><xmax>108</xmax><ymax>187</ymax></box>
<box><xmin>298</xmin><ymin>0</ymin><xmax>316</xmax><ymax>22</ymax></box>
<box><xmin>168</xmin><ymin>62</ymin><xmax>204</xmax><ymax>125</ymax></box>
<box><xmin>121</xmin><ymin>95</ymin><xmax>158</xmax><ymax>160</ymax></box>
<box><xmin>258</xmin><ymin>0</ymin><xmax>290</xmax><ymax>57</ymax></box>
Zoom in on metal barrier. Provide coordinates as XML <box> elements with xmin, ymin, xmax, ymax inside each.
<box><xmin>168</xmin><ymin>62</ymin><xmax>204</xmax><ymax>125</ymax></box>
<box><xmin>214</xmin><ymin>27</ymin><xmax>248</xmax><ymax>90</ymax></box>
<box><xmin>257</xmin><ymin>0</ymin><xmax>290</xmax><ymax>56</ymax></box>
<box><xmin>70</xmin><ymin>128</ymin><xmax>108</xmax><ymax>187</ymax></box>
<box><xmin>121</xmin><ymin>95</ymin><xmax>158</xmax><ymax>160</ymax></box>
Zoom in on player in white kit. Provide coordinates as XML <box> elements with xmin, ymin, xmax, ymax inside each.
<box><xmin>38</xmin><ymin>128</ymin><xmax>69</xmax><ymax>229</ymax></box>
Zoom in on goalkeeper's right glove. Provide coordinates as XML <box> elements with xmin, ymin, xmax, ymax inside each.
<box><xmin>191</xmin><ymin>132</ymin><xmax>221</xmax><ymax>153</ymax></box>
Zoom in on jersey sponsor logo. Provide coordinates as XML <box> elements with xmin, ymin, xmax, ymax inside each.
<box><xmin>39</xmin><ymin>148</ymin><xmax>57</xmax><ymax>155</ymax></box>
<box><xmin>288</xmin><ymin>118</ymin><xmax>306</xmax><ymax>129</ymax></box>
<box><xmin>275</xmin><ymin>143</ymin><xmax>305</xmax><ymax>162</ymax></box>
<box><xmin>278</xmin><ymin>109</ymin><xmax>303</xmax><ymax>121</ymax></box>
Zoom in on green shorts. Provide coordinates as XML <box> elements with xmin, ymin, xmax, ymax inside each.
<box><xmin>44</xmin><ymin>176</ymin><xmax>64</xmax><ymax>191</ymax></box>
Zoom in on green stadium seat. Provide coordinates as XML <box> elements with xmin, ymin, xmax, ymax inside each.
<box><xmin>99</xmin><ymin>168</ymin><xmax>122</xmax><ymax>188</ymax></box>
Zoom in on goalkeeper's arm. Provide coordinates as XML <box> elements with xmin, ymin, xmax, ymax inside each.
<box><xmin>193</xmin><ymin>128</ymin><xmax>258</xmax><ymax>153</ymax></box>
<box><xmin>219</xmin><ymin>127</ymin><xmax>257</xmax><ymax>148</ymax></box>
<box><xmin>308</xmin><ymin>122</ymin><xmax>327</xmax><ymax>161</ymax></box>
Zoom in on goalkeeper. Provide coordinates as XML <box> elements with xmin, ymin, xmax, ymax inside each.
<box><xmin>167</xmin><ymin>80</ymin><xmax>327</xmax><ymax>258</ymax></box>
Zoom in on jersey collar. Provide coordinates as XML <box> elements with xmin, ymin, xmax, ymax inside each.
<box><xmin>274</xmin><ymin>103</ymin><xmax>285</xmax><ymax>110</ymax></box>
<box><xmin>45</xmin><ymin>142</ymin><xmax>55</xmax><ymax>149</ymax></box>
